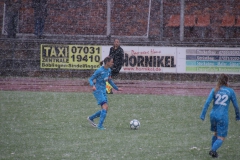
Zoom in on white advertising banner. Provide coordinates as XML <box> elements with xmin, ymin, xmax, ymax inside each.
<box><xmin>102</xmin><ymin>46</ymin><xmax>177</xmax><ymax>73</ymax></box>
<box><xmin>40</xmin><ymin>44</ymin><xmax>240</xmax><ymax>74</ymax></box>
<box><xmin>177</xmin><ymin>47</ymin><xmax>240</xmax><ymax>74</ymax></box>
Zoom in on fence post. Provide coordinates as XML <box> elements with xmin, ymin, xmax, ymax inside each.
<box><xmin>180</xmin><ymin>0</ymin><xmax>185</xmax><ymax>41</ymax></box>
<box><xmin>107</xmin><ymin>0</ymin><xmax>111</xmax><ymax>37</ymax></box>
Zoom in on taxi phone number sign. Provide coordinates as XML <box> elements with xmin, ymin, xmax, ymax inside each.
<box><xmin>40</xmin><ymin>44</ymin><xmax>101</xmax><ymax>69</ymax></box>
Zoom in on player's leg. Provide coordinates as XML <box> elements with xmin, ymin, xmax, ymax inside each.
<box><xmin>89</xmin><ymin>110</ymin><xmax>101</xmax><ymax>121</ymax></box>
<box><xmin>209</xmin><ymin>135</ymin><xmax>224</xmax><ymax>158</ymax></box>
<box><xmin>212</xmin><ymin>125</ymin><xmax>226</xmax><ymax>152</ymax></box>
<box><xmin>90</xmin><ymin>90</ymin><xmax>108</xmax><ymax>130</ymax></box>
<box><xmin>98</xmin><ymin>92</ymin><xmax>108</xmax><ymax>130</ymax></box>
<box><xmin>209</xmin><ymin>119</ymin><xmax>227</xmax><ymax>158</ymax></box>
<box><xmin>212</xmin><ymin>132</ymin><xmax>218</xmax><ymax>147</ymax></box>
<box><xmin>209</xmin><ymin>117</ymin><xmax>219</xmax><ymax>157</ymax></box>
<box><xmin>88</xmin><ymin>110</ymin><xmax>101</xmax><ymax>127</ymax></box>
<box><xmin>210</xmin><ymin>117</ymin><xmax>217</xmax><ymax>146</ymax></box>
<box><xmin>98</xmin><ymin>102</ymin><xmax>108</xmax><ymax>130</ymax></box>
<box><xmin>87</xmin><ymin>90</ymin><xmax>105</xmax><ymax>127</ymax></box>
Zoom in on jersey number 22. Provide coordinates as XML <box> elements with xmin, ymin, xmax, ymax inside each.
<box><xmin>215</xmin><ymin>94</ymin><xmax>228</xmax><ymax>106</ymax></box>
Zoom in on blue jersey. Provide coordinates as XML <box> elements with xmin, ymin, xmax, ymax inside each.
<box><xmin>89</xmin><ymin>66</ymin><xmax>118</xmax><ymax>92</ymax></box>
<box><xmin>200</xmin><ymin>86</ymin><xmax>240</xmax><ymax>121</ymax></box>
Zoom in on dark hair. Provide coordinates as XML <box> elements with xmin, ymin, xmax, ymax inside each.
<box><xmin>100</xmin><ymin>56</ymin><xmax>112</xmax><ymax>66</ymax></box>
<box><xmin>114</xmin><ymin>38</ymin><xmax>119</xmax><ymax>42</ymax></box>
<box><xmin>215</xmin><ymin>74</ymin><xmax>228</xmax><ymax>93</ymax></box>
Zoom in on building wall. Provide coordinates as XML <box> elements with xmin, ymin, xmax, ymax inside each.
<box><xmin>18</xmin><ymin>0</ymin><xmax>108</xmax><ymax>35</ymax></box>
<box><xmin>1</xmin><ymin>1</ymin><xmax>240</xmax><ymax>81</ymax></box>
<box><xmin>0</xmin><ymin>0</ymin><xmax>240</xmax><ymax>40</ymax></box>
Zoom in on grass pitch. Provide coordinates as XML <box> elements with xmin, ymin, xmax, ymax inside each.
<box><xmin>0</xmin><ymin>91</ymin><xmax>239</xmax><ymax>160</ymax></box>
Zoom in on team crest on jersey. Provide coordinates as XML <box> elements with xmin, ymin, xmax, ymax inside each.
<box><xmin>103</xmin><ymin>71</ymin><xmax>111</xmax><ymax>81</ymax></box>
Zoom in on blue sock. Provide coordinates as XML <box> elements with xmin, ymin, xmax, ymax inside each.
<box><xmin>98</xmin><ymin>109</ymin><xmax>107</xmax><ymax>128</ymax></box>
<box><xmin>89</xmin><ymin>110</ymin><xmax>101</xmax><ymax>120</ymax></box>
<box><xmin>212</xmin><ymin>135</ymin><xmax>217</xmax><ymax>146</ymax></box>
<box><xmin>212</xmin><ymin>139</ymin><xmax>223</xmax><ymax>151</ymax></box>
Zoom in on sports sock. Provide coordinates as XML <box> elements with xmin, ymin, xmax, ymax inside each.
<box><xmin>98</xmin><ymin>109</ymin><xmax>107</xmax><ymax>128</ymax></box>
<box><xmin>89</xmin><ymin>110</ymin><xmax>101</xmax><ymax>120</ymax></box>
<box><xmin>211</xmin><ymin>135</ymin><xmax>217</xmax><ymax>146</ymax></box>
<box><xmin>211</xmin><ymin>139</ymin><xmax>223</xmax><ymax>151</ymax></box>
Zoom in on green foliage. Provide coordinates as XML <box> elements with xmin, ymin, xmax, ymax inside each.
<box><xmin>0</xmin><ymin>91</ymin><xmax>239</xmax><ymax>160</ymax></box>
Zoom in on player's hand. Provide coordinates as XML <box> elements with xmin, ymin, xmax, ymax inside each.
<box><xmin>200</xmin><ymin>116</ymin><xmax>205</xmax><ymax>121</ymax></box>
<box><xmin>118</xmin><ymin>88</ymin><xmax>123</xmax><ymax>91</ymax></box>
<box><xmin>92</xmin><ymin>86</ymin><xmax>96</xmax><ymax>91</ymax></box>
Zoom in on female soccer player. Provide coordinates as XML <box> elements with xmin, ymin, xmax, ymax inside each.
<box><xmin>200</xmin><ymin>74</ymin><xmax>240</xmax><ymax>158</ymax></box>
<box><xmin>87</xmin><ymin>56</ymin><xmax>122</xmax><ymax>130</ymax></box>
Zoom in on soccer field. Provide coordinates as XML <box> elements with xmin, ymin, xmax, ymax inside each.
<box><xmin>0</xmin><ymin>91</ymin><xmax>239</xmax><ymax>160</ymax></box>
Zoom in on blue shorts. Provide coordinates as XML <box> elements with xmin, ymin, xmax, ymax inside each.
<box><xmin>210</xmin><ymin>116</ymin><xmax>228</xmax><ymax>137</ymax></box>
<box><xmin>93</xmin><ymin>90</ymin><xmax>108</xmax><ymax>106</ymax></box>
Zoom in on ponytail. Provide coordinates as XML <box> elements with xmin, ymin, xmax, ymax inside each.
<box><xmin>214</xmin><ymin>74</ymin><xmax>228</xmax><ymax>93</ymax></box>
<box><xmin>100</xmin><ymin>56</ymin><xmax>112</xmax><ymax>66</ymax></box>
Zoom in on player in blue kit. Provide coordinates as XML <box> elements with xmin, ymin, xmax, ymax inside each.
<box><xmin>87</xmin><ymin>56</ymin><xmax>123</xmax><ymax>130</ymax></box>
<box><xmin>200</xmin><ymin>74</ymin><xmax>240</xmax><ymax>158</ymax></box>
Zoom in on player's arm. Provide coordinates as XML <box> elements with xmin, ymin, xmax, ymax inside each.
<box><xmin>200</xmin><ymin>89</ymin><xmax>214</xmax><ymax>120</ymax></box>
<box><xmin>107</xmin><ymin>69</ymin><xmax>118</xmax><ymax>90</ymax></box>
<box><xmin>108</xmin><ymin>75</ymin><xmax>122</xmax><ymax>91</ymax></box>
<box><xmin>88</xmin><ymin>69</ymin><xmax>100</xmax><ymax>90</ymax></box>
<box><xmin>108</xmin><ymin>78</ymin><xmax>118</xmax><ymax>91</ymax></box>
<box><xmin>231</xmin><ymin>90</ymin><xmax>240</xmax><ymax>121</ymax></box>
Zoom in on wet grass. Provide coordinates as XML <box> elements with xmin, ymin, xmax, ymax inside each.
<box><xmin>0</xmin><ymin>91</ymin><xmax>239</xmax><ymax>160</ymax></box>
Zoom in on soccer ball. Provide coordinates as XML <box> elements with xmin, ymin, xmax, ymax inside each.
<box><xmin>130</xmin><ymin>119</ymin><xmax>140</xmax><ymax>130</ymax></box>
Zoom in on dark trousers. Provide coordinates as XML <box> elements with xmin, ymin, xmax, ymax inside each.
<box><xmin>34</xmin><ymin>17</ymin><xmax>45</xmax><ymax>37</ymax></box>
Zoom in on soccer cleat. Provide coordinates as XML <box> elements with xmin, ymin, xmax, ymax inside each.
<box><xmin>209</xmin><ymin>150</ymin><xmax>218</xmax><ymax>158</ymax></box>
<box><xmin>97</xmin><ymin>126</ymin><xmax>106</xmax><ymax>130</ymax></box>
<box><xmin>87</xmin><ymin>117</ymin><xmax>97</xmax><ymax>127</ymax></box>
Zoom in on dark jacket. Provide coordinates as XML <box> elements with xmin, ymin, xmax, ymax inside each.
<box><xmin>109</xmin><ymin>46</ymin><xmax>124</xmax><ymax>76</ymax></box>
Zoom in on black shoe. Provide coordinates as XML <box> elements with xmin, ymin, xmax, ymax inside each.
<box><xmin>209</xmin><ymin>150</ymin><xmax>218</xmax><ymax>158</ymax></box>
